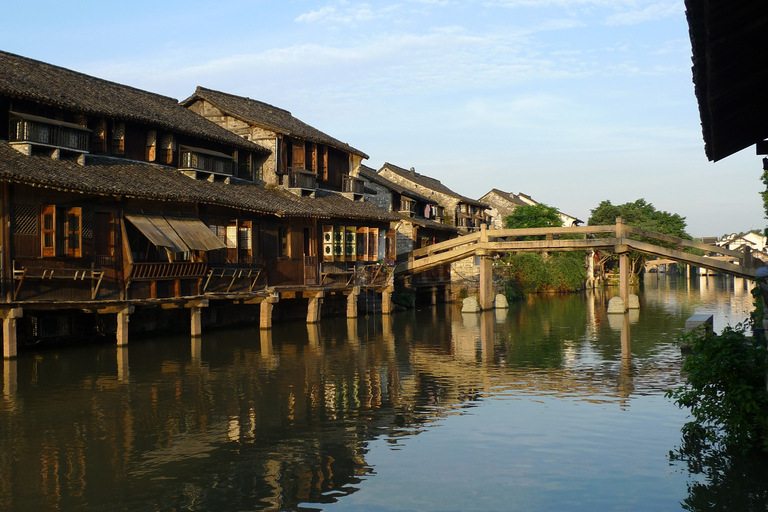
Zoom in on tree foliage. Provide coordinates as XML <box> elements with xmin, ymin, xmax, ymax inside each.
<box><xmin>503</xmin><ymin>203</ymin><xmax>562</xmax><ymax>229</ymax></box>
<box><xmin>667</xmin><ymin>324</ymin><xmax>768</xmax><ymax>453</ymax></box>
<box><xmin>502</xmin><ymin>252</ymin><xmax>586</xmax><ymax>299</ymax></box>
<box><xmin>588</xmin><ymin>198</ymin><xmax>691</xmax><ymax>279</ymax></box>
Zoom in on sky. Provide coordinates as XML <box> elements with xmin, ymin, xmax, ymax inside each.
<box><xmin>1</xmin><ymin>0</ymin><xmax>763</xmax><ymax>237</ymax></box>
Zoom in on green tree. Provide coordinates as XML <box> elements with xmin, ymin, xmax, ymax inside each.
<box><xmin>588</xmin><ymin>199</ymin><xmax>691</xmax><ymax>280</ymax></box>
<box><xmin>503</xmin><ymin>203</ymin><xmax>562</xmax><ymax>229</ymax></box>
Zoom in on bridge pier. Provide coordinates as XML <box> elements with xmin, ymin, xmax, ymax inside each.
<box><xmin>619</xmin><ymin>253</ymin><xmax>629</xmax><ymax>312</ymax></box>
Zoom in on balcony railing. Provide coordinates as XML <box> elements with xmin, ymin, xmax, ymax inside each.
<box><xmin>128</xmin><ymin>262</ymin><xmax>208</xmax><ymax>280</ymax></box>
<box><xmin>10</xmin><ymin>112</ymin><xmax>90</xmax><ymax>152</ymax></box>
<box><xmin>288</xmin><ymin>167</ymin><xmax>317</xmax><ymax>190</ymax></box>
<box><xmin>179</xmin><ymin>146</ymin><xmax>235</xmax><ymax>176</ymax></box>
<box><xmin>342</xmin><ymin>174</ymin><xmax>365</xmax><ymax>195</ymax></box>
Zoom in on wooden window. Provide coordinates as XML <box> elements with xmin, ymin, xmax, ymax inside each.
<box><xmin>279</xmin><ymin>227</ymin><xmax>290</xmax><ymax>258</ymax></box>
<box><xmin>41</xmin><ymin>205</ymin><xmax>56</xmax><ymax>257</ymax></box>
<box><xmin>238</xmin><ymin>221</ymin><xmax>253</xmax><ymax>264</ymax></box>
<box><xmin>322</xmin><ymin>225</ymin><xmax>333</xmax><ymax>262</ymax></box>
<box><xmin>344</xmin><ymin>226</ymin><xmax>356</xmax><ymax>262</ymax></box>
<box><xmin>112</xmin><ymin>121</ymin><xmax>125</xmax><ymax>155</ymax></box>
<box><xmin>291</xmin><ymin>140</ymin><xmax>305</xmax><ymax>170</ymax></box>
<box><xmin>367</xmin><ymin>228</ymin><xmax>379</xmax><ymax>262</ymax></box>
<box><xmin>333</xmin><ymin>226</ymin><xmax>344</xmax><ymax>259</ymax></box>
<box><xmin>386</xmin><ymin>229</ymin><xmax>397</xmax><ymax>261</ymax></box>
<box><xmin>356</xmin><ymin>227</ymin><xmax>368</xmax><ymax>261</ymax></box>
<box><xmin>65</xmin><ymin>207</ymin><xmax>82</xmax><ymax>258</ymax></box>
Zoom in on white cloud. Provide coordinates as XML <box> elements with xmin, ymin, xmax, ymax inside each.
<box><xmin>295</xmin><ymin>1</ymin><xmax>399</xmax><ymax>25</ymax></box>
<box><xmin>605</xmin><ymin>1</ymin><xmax>682</xmax><ymax>26</ymax></box>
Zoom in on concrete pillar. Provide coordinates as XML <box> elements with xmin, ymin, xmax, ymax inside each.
<box><xmin>346</xmin><ymin>287</ymin><xmax>359</xmax><ymax>319</ymax></box>
<box><xmin>2</xmin><ymin>308</ymin><xmax>22</xmax><ymax>359</ymax></box>
<box><xmin>260</xmin><ymin>299</ymin><xmax>274</xmax><ymax>329</ymax></box>
<box><xmin>619</xmin><ymin>252</ymin><xmax>629</xmax><ymax>310</ymax></box>
<box><xmin>478</xmin><ymin>251</ymin><xmax>493</xmax><ymax>310</ymax></box>
<box><xmin>116</xmin><ymin>308</ymin><xmax>130</xmax><ymax>346</ymax></box>
<box><xmin>307</xmin><ymin>291</ymin><xmax>325</xmax><ymax>324</ymax></box>
<box><xmin>190</xmin><ymin>305</ymin><xmax>203</xmax><ymax>337</ymax></box>
<box><xmin>381</xmin><ymin>285</ymin><xmax>394</xmax><ymax>315</ymax></box>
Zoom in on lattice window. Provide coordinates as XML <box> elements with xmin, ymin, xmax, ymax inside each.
<box><xmin>82</xmin><ymin>208</ymin><xmax>93</xmax><ymax>238</ymax></box>
<box><xmin>12</xmin><ymin>204</ymin><xmax>37</xmax><ymax>235</ymax></box>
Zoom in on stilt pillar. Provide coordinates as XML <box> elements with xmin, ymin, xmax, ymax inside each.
<box><xmin>186</xmin><ymin>299</ymin><xmax>208</xmax><ymax>337</ymax></box>
<box><xmin>478</xmin><ymin>250</ymin><xmax>493</xmax><ymax>310</ymax></box>
<box><xmin>116</xmin><ymin>307</ymin><xmax>130</xmax><ymax>346</ymax></box>
<box><xmin>190</xmin><ymin>306</ymin><xmax>203</xmax><ymax>337</ymax></box>
<box><xmin>307</xmin><ymin>291</ymin><xmax>325</xmax><ymax>324</ymax></box>
<box><xmin>2</xmin><ymin>308</ymin><xmax>21</xmax><ymax>359</ymax></box>
<box><xmin>431</xmin><ymin>286</ymin><xmax>438</xmax><ymax>305</ymax></box>
<box><xmin>346</xmin><ymin>287</ymin><xmax>359</xmax><ymax>319</ymax></box>
<box><xmin>261</xmin><ymin>293</ymin><xmax>279</xmax><ymax>329</ymax></box>
<box><xmin>381</xmin><ymin>285</ymin><xmax>394</xmax><ymax>315</ymax></box>
<box><xmin>619</xmin><ymin>253</ymin><xmax>629</xmax><ymax>310</ymax></box>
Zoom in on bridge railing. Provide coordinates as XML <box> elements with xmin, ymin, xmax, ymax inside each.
<box><xmin>398</xmin><ymin>218</ymin><xmax>761</xmax><ymax>279</ymax></box>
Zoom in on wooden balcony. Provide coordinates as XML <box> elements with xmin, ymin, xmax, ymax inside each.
<box><xmin>342</xmin><ymin>174</ymin><xmax>365</xmax><ymax>195</ymax></box>
<box><xmin>9</xmin><ymin>112</ymin><xmax>90</xmax><ymax>153</ymax></box>
<box><xmin>288</xmin><ymin>167</ymin><xmax>317</xmax><ymax>191</ymax></box>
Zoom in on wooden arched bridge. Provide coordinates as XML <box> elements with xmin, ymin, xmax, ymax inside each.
<box><xmin>395</xmin><ymin>218</ymin><xmax>760</xmax><ymax>311</ymax></box>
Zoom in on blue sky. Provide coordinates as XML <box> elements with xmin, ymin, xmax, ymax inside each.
<box><xmin>2</xmin><ymin>0</ymin><xmax>762</xmax><ymax>236</ymax></box>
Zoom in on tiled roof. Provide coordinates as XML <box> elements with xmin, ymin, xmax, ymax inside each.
<box><xmin>0</xmin><ymin>142</ymin><xmax>324</xmax><ymax>218</ymax></box>
<box><xmin>312</xmin><ymin>189</ymin><xmax>400</xmax><ymax>222</ymax></box>
<box><xmin>182</xmin><ymin>87</ymin><xmax>368</xmax><ymax>159</ymax></box>
<box><xmin>358</xmin><ymin>164</ymin><xmax>433</xmax><ymax>204</ymax></box>
<box><xmin>380</xmin><ymin>162</ymin><xmax>489</xmax><ymax>208</ymax></box>
<box><xmin>0</xmin><ymin>51</ymin><xmax>265</xmax><ymax>154</ymax></box>
<box><xmin>483</xmin><ymin>189</ymin><xmax>528</xmax><ymax>207</ymax></box>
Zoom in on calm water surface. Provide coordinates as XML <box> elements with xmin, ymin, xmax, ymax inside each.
<box><xmin>0</xmin><ymin>274</ymin><xmax>762</xmax><ymax>511</ymax></box>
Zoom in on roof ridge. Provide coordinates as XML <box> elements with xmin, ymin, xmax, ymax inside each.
<box><xmin>0</xmin><ymin>50</ymin><xmax>181</xmax><ymax>104</ymax></box>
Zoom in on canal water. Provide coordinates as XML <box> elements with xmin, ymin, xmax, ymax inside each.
<box><xmin>0</xmin><ymin>274</ymin><xmax>763</xmax><ymax>512</ymax></box>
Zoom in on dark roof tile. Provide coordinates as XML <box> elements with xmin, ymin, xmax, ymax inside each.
<box><xmin>182</xmin><ymin>86</ymin><xmax>368</xmax><ymax>159</ymax></box>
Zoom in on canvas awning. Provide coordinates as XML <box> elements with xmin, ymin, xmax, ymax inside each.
<box><xmin>124</xmin><ymin>214</ymin><xmax>226</xmax><ymax>253</ymax></box>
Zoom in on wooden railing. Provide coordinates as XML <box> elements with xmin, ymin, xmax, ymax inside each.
<box><xmin>342</xmin><ymin>174</ymin><xmax>365</xmax><ymax>194</ymax></box>
<box><xmin>397</xmin><ymin>220</ymin><xmax>760</xmax><ymax>279</ymax></box>
<box><xmin>128</xmin><ymin>262</ymin><xmax>207</xmax><ymax>280</ymax></box>
<box><xmin>288</xmin><ymin>167</ymin><xmax>317</xmax><ymax>190</ymax></box>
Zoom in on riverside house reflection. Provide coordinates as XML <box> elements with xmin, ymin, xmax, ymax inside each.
<box><xmin>0</xmin><ymin>287</ymin><xmax>715</xmax><ymax>511</ymax></box>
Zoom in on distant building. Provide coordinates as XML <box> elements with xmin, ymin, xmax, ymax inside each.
<box><xmin>479</xmin><ymin>189</ymin><xmax>582</xmax><ymax>229</ymax></box>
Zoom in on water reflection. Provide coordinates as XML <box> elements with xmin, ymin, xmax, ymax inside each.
<box><xmin>0</xmin><ymin>275</ymin><xmax>762</xmax><ymax>511</ymax></box>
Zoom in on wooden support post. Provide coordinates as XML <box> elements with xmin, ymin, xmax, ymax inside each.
<box><xmin>431</xmin><ymin>286</ymin><xmax>437</xmax><ymax>305</ymax></box>
<box><xmin>307</xmin><ymin>291</ymin><xmax>325</xmax><ymax>324</ymax></box>
<box><xmin>346</xmin><ymin>287</ymin><xmax>359</xmax><ymax>319</ymax></box>
<box><xmin>116</xmin><ymin>308</ymin><xmax>130</xmax><ymax>346</ymax></box>
<box><xmin>2</xmin><ymin>308</ymin><xmax>22</xmax><ymax>359</ymax></box>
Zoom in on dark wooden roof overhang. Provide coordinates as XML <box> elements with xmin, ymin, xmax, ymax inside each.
<box><xmin>124</xmin><ymin>213</ymin><xmax>226</xmax><ymax>252</ymax></box>
<box><xmin>686</xmin><ymin>0</ymin><xmax>768</xmax><ymax>161</ymax></box>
